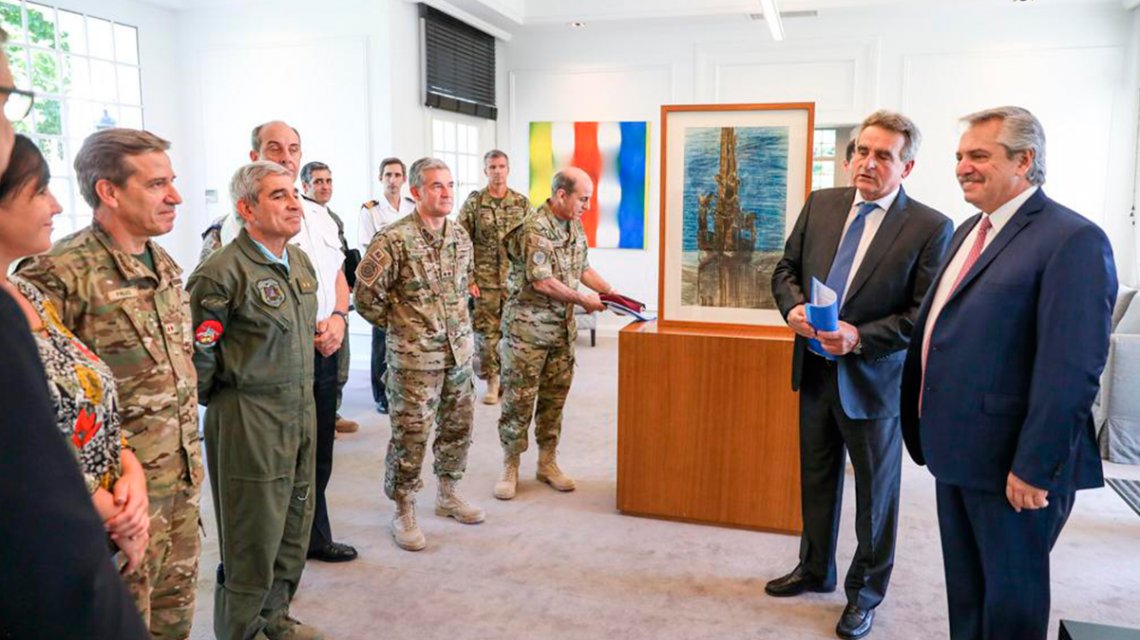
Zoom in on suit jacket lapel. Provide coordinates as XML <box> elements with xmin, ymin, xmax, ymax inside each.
<box><xmin>844</xmin><ymin>187</ymin><xmax>910</xmax><ymax>306</ymax></box>
<box><xmin>946</xmin><ymin>188</ymin><xmax>1045</xmax><ymax>303</ymax></box>
<box><xmin>813</xmin><ymin>188</ymin><xmax>857</xmax><ymax>283</ymax></box>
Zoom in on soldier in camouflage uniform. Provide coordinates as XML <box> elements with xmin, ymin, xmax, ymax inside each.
<box><xmin>18</xmin><ymin>128</ymin><xmax>203</xmax><ymax>639</ymax></box>
<box><xmin>457</xmin><ymin>150</ymin><xmax>534</xmax><ymax>404</ymax></box>
<box><xmin>354</xmin><ymin>157</ymin><xmax>484</xmax><ymax>552</ymax></box>
<box><xmin>189</xmin><ymin>161</ymin><xmax>324</xmax><ymax>640</ymax></box>
<box><xmin>494</xmin><ymin>167</ymin><xmax>612</xmax><ymax>501</ymax></box>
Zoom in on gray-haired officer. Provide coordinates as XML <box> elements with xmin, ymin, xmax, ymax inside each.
<box><xmin>188</xmin><ymin>161</ymin><xmax>323</xmax><ymax>640</ymax></box>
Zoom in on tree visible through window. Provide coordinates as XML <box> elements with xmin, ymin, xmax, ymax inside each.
<box><xmin>1</xmin><ymin>1</ymin><xmax>143</xmax><ymax>239</ymax></box>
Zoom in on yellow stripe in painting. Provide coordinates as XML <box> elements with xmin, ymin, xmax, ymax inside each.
<box><xmin>529</xmin><ymin>122</ymin><xmax>554</xmax><ymax>208</ymax></box>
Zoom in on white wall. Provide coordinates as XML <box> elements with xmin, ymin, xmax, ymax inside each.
<box><xmin>504</xmin><ymin>1</ymin><xmax>1140</xmax><ymax>329</ymax></box>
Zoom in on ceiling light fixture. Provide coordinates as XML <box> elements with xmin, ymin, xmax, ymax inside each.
<box><xmin>568</xmin><ymin>21</ymin><xmax>586</xmax><ymax>29</ymax></box>
<box><xmin>758</xmin><ymin>0</ymin><xmax>785</xmax><ymax>41</ymax></box>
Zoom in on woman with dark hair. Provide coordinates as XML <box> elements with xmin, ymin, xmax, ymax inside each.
<box><xmin>0</xmin><ymin>134</ymin><xmax>150</xmax><ymax>573</ymax></box>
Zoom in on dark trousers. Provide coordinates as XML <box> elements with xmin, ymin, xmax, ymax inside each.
<box><xmin>308</xmin><ymin>350</ymin><xmax>339</xmax><ymax>551</ymax></box>
<box><xmin>797</xmin><ymin>355</ymin><xmax>902</xmax><ymax>610</ymax></box>
<box><xmin>371</xmin><ymin>326</ymin><xmax>387</xmax><ymax>406</ymax></box>
<box><xmin>935</xmin><ymin>481</ymin><xmax>1075</xmax><ymax>640</ymax></box>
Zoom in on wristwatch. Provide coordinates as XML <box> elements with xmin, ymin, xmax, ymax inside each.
<box><xmin>331</xmin><ymin>310</ymin><xmax>349</xmax><ymax>324</ymax></box>
<box><xmin>852</xmin><ymin>337</ymin><xmax>864</xmax><ymax>355</ymax></box>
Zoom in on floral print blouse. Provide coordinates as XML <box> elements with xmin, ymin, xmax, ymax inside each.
<box><xmin>12</xmin><ymin>275</ymin><xmax>124</xmax><ymax>494</ymax></box>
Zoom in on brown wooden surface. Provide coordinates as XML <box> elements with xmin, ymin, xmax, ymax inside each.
<box><xmin>617</xmin><ymin>321</ymin><xmax>802</xmax><ymax>534</ymax></box>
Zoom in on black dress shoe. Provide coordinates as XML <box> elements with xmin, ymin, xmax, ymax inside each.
<box><xmin>307</xmin><ymin>541</ymin><xmax>359</xmax><ymax>563</ymax></box>
<box><xmin>764</xmin><ymin>565</ymin><xmax>836</xmax><ymax>597</ymax></box>
<box><xmin>836</xmin><ymin>604</ymin><xmax>874</xmax><ymax>639</ymax></box>
<box><xmin>375</xmin><ymin>401</ymin><xmax>389</xmax><ymax>415</ymax></box>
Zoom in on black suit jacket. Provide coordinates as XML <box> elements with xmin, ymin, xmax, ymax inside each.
<box><xmin>900</xmin><ymin>189</ymin><xmax>1114</xmax><ymax>494</ymax></box>
<box><xmin>0</xmin><ymin>289</ymin><xmax>148</xmax><ymax>639</ymax></box>
<box><xmin>772</xmin><ymin>186</ymin><xmax>952</xmax><ymax>419</ymax></box>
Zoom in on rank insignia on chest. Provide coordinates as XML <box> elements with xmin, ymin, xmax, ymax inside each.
<box><xmin>533</xmin><ymin>251</ymin><xmax>547</xmax><ymax>265</ymax></box>
<box><xmin>194</xmin><ymin>320</ymin><xmax>224</xmax><ymax>347</ymax></box>
<box><xmin>256</xmin><ymin>279</ymin><xmax>286</xmax><ymax>307</ymax></box>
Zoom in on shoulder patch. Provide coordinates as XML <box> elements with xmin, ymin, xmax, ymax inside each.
<box><xmin>194</xmin><ymin>320</ymin><xmax>223</xmax><ymax>348</ymax></box>
<box><xmin>357</xmin><ymin>251</ymin><xmax>391</xmax><ymax>288</ymax></box>
<box><xmin>362</xmin><ymin>199</ymin><xmax>379</xmax><ymax>209</ymax></box>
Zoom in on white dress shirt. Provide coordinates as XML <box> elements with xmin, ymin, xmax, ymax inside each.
<box><xmin>292</xmin><ymin>197</ymin><xmax>345</xmax><ymax>321</ymax></box>
<box><xmin>921</xmin><ymin>186</ymin><xmax>1039</xmax><ymax>359</ymax></box>
<box><xmin>359</xmin><ymin>195</ymin><xmax>415</xmax><ymax>247</ymax></box>
<box><xmin>835</xmin><ymin>187</ymin><xmax>899</xmax><ymax>307</ymax></box>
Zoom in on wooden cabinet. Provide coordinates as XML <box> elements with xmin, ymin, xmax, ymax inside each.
<box><xmin>616</xmin><ymin>321</ymin><xmax>802</xmax><ymax>534</ymax></box>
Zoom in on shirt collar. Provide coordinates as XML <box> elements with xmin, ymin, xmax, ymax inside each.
<box><xmin>249</xmin><ymin>236</ymin><xmax>291</xmax><ymax>273</ymax></box>
<box><xmin>855</xmin><ymin>185</ymin><xmax>900</xmax><ymax>215</ymax></box>
<box><xmin>983</xmin><ymin>186</ymin><xmax>1038</xmax><ymax>236</ymax></box>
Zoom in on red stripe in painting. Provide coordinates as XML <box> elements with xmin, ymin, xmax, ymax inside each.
<box><xmin>572</xmin><ymin>122</ymin><xmax>601</xmax><ymax>246</ymax></box>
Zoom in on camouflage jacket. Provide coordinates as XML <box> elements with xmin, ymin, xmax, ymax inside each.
<box><xmin>503</xmin><ymin>201</ymin><xmax>590</xmax><ymax>347</ymax></box>
<box><xmin>457</xmin><ymin>187</ymin><xmax>533</xmax><ymax>290</ymax></box>
<box><xmin>354</xmin><ymin>213</ymin><xmax>475</xmax><ymax>371</ymax></box>
<box><xmin>18</xmin><ymin>222</ymin><xmax>203</xmax><ymax>495</ymax></box>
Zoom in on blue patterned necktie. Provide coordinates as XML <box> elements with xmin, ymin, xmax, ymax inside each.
<box><xmin>824</xmin><ymin>201</ymin><xmax>878</xmax><ymax>309</ymax></box>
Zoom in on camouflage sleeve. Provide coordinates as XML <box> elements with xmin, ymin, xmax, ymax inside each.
<box><xmin>15</xmin><ymin>256</ymin><xmax>76</xmax><ymax>325</ymax></box>
<box><xmin>186</xmin><ymin>272</ymin><xmax>231</xmax><ymax>406</ymax></box>
<box><xmin>457</xmin><ymin>192</ymin><xmax>477</xmax><ymax>239</ymax></box>
<box><xmin>523</xmin><ymin>228</ymin><xmax>555</xmax><ymax>283</ymax></box>
<box><xmin>579</xmin><ymin>224</ymin><xmax>591</xmax><ymax>271</ymax></box>
<box><xmin>353</xmin><ymin>234</ymin><xmax>399</xmax><ymax>328</ymax></box>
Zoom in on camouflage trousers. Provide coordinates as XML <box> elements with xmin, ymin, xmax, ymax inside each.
<box><xmin>385</xmin><ymin>364</ymin><xmax>475</xmax><ymax>499</ymax></box>
<box><xmin>473</xmin><ymin>288</ymin><xmax>505</xmax><ymax>379</ymax></box>
<box><xmin>498</xmin><ymin>334</ymin><xmax>575</xmax><ymax>455</ymax></box>
<box><xmin>123</xmin><ymin>478</ymin><xmax>202</xmax><ymax>640</ymax></box>
<box><xmin>335</xmin><ymin>333</ymin><xmax>350</xmax><ymax>411</ymax></box>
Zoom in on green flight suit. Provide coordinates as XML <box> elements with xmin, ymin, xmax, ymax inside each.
<box><xmin>187</xmin><ymin>229</ymin><xmax>319</xmax><ymax>640</ymax></box>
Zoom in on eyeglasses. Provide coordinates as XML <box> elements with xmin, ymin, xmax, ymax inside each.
<box><xmin>0</xmin><ymin>86</ymin><xmax>36</xmax><ymax>122</ymax></box>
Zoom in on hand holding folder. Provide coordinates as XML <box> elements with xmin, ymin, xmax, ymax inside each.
<box><xmin>805</xmin><ymin>278</ymin><xmax>839</xmax><ymax>361</ymax></box>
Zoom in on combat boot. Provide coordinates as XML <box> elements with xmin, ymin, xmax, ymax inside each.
<box><xmin>482</xmin><ymin>375</ymin><xmax>501</xmax><ymax>405</ymax></box>
<box><xmin>390</xmin><ymin>496</ymin><xmax>426</xmax><ymax>551</ymax></box>
<box><xmin>436</xmin><ymin>477</ymin><xmax>485</xmax><ymax>523</ymax></box>
<box><xmin>264</xmin><ymin>612</ymin><xmax>324</xmax><ymax>640</ymax></box>
<box><xmin>537</xmin><ymin>448</ymin><xmax>576</xmax><ymax>492</ymax></box>
<box><xmin>493</xmin><ymin>453</ymin><xmax>520</xmax><ymax>500</ymax></box>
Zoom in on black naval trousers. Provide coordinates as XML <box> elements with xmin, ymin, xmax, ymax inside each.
<box><xmin>370</xmin><ymin>326</ymin><xmax>388</xmax><ymax>409</ymax></box>
<box><xmin>309</xmin><ymin>349</ymin><xmax>340</xmax><ymax>551</ymax></box>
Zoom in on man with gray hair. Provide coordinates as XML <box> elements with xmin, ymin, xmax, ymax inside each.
<box><xmin>901</xmin><ymin>106</ymin><xmax>1116</xmax><ymax>640</ymax></box>
<box><xmin>769</xmin><ymin>110</ymin><xmax>951</xmax><ymax>639</ymax></box>
<box><xmin>188</xmin><ymin>161</ymin><xmax>325</xmax><ymax>640</ymax></box>
<box><xmin>494</xmin><ymin>166</ymin><xmax>612</xmax><ymax>501</ymax></box>
<box><xmin>354</xmin><ymin>157</ymin><xmax>483</xmax><ymax>551</ymax></box>
<box><xmin>18</xmin><ymin>127</ymin><xmax>204</xmax><ymax>639</ymax></box>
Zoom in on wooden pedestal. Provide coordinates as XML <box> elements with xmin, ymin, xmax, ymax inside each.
<box><xmin>616</xmin><ymin>321</ymin><xmax>802</xmax><ymax>534</ymax></box>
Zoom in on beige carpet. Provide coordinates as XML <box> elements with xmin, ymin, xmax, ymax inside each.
<box><xmin>190</xmin><ymin>335</ymin><xmax>1140</xmax><ymax>639</ymax></box>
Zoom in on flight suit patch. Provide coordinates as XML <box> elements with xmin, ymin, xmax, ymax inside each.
<box><xmin>200</xmin><ymin>295</ymin><xmax>228</xmax><ymax>311</ymax></box>
<box><xmin>195</xmin><ymin>320</ymin><xmax>224</xmax><ymax>347</ymax></box>
<box><xmin>256</xmin><ymin>279</ymin><xmax>286</xmax><ymax>308</ymax></box>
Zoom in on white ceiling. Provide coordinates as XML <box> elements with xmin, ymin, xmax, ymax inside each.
<box><xmin>138</xmin><ymin>0</ymin><xmax>1130</xmax><ymax>36</ymax></box>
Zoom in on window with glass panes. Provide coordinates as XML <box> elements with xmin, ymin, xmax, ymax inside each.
<box><xmin>812</xmin><ymin>129</ymin><xmax>837</xmax><ymax>191</ymax></box>
<box><xmin>1</xmin><ymin>1</ymin><xmax>142</xmax><ymax>239</ymax></box>
<box><xmin>430</xmin><ymin>115</ymin><xmax>481</xmax><ymax>217</ymax></box>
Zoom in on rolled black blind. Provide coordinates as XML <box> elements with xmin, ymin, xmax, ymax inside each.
<box><xmin>419</xmin><ymin>4</ymin><xmax>497</xmax><ymax>120</ymax></box>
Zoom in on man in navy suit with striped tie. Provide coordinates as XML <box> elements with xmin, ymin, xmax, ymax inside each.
<box><xmin>901</xmin><ymin>106</ymin><xmax>1116</xmax><ymax>640</ymax></box>
<box><xmin>770</xmin><ymin>110</ymin><xmax>953</xmax><ymax>639</ymax></box>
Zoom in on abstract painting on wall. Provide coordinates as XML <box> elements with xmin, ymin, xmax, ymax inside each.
<box><xmin>529</xmin><ymin>121</ymin><xmax>649</xmax><ymax>250</ymax></box>
<box><xmin>659</xmin><ymin>103</ymin><xmax>814</xmax><ymax>330</ymax></box>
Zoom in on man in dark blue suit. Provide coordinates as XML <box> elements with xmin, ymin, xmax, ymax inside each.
<box><xmin>901</xmin><ymin>106</ymin><xmax>1116</xmax><ymax>640</ymax></box>
<box><xmin>770</xmin><ymin>110</ymin><xmax>952</xmax><ymax>639</ymax></box>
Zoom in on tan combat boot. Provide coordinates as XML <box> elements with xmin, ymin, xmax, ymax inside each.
<box><xmin>436</xmin><ymin>477</ymin><xmax>485</xmax><ymax>524</ymax></box>
<box><xmin>482</xmin><ymin>375</ymin><xmax>501</xmax><ymax>405</ymax></box>
<box><xmin>264</xmin><ymin>612</ymin><xmax>324</xmax><ymax>640</ymax></box>
<box><xmin>334</xmin><ymin>415</ymin><xmax>359</xmax><ymax>434</ymax></box>
<box><xmin>493</xmin><ymin>453</ymin><xmax>521</xmax><ymax>500</ymax></box>
<box><xmin>390</xmin><ymin>496</ymin><xmax>426</xmax><ymax>551</ymax></box>
<box><xmin>536</xmin><ymin>448</ymin><xmax>576</xmax><ymax>492</ymax></box>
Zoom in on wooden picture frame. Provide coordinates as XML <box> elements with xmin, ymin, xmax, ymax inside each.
<box><xmin>657</xmin><ymin>102</ymin><xmax>815</xmax><ymax>333</ymax></box>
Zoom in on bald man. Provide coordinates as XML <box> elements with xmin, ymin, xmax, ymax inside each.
<box><xmin>493</xmin><ymin>167</ymin><xmax>612</xmax><ymax>500</ymax></box>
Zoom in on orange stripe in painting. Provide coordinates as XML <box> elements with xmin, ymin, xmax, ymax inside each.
<box><xmin>572</xmin><ymin>122</ymin><xmax>601</xmax><ymax>246</ymax></box>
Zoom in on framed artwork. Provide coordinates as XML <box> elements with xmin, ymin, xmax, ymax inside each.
<box><xmin>529</xmin><ymin>121</ymin><xmax>649</xmax><ymax>249</ymax></box>
<box><xmin>658</xmin><ymin>103</ymin><xmax>814</xmax><ymax>330</ymax></box>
